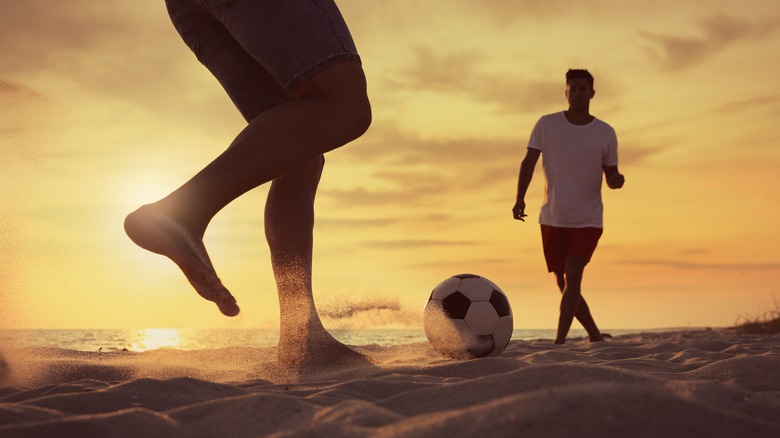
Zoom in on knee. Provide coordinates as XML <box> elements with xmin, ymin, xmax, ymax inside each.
<box><xmin>564</xmin><ymin>257</ymin><xmax>587</xmax><ymax>275</ymax></box>
<box><xmin>316</xmin><ymin>96</ymin><xmax>370</xmax><ymax>152</ymax></box>
<box><xmin>341</xmin><ymin>96</ymin><xmax>372</xmax><ymax>142</ymax></box>
<box><xmin>294</xmin><ymin>61</ymin><xmax>372</xmax><ymax>143</ymax></box>
<box><xmin>355</xmin><ymin>98</ymin><xmax>372</xmax><ymax>134</ymax></box>
<box><xmin>553</xmin><ymin>271</ymin><xmax>565</xmax><ymax>289</ymax></box>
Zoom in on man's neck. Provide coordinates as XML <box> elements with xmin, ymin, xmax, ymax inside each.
<box><xmin>564</xmin><ymin>109</ymin><xmax>594</xmax><ymax>125</ymax></box>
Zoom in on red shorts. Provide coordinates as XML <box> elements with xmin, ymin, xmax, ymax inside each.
<box><xmin>540</xmin><ymin>225</ymin><xmax>603</xmax><ymax>273</ymax></box>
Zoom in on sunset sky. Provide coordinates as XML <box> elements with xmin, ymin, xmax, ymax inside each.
<box><xmin>1</xmin><ymin>0</ymin><xmax>779</xmax><ymax>331</ymax></box>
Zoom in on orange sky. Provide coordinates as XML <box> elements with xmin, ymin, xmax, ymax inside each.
<box><xmin>1</xmin><ymin>1</ymin><xmax>779</xmax><ymax>330</ymax></box>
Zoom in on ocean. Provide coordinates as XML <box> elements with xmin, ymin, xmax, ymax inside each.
<box><xmin>0</xmin><ymin>328</ymin><xmax>689</xmax><ymax>353</ymax></box>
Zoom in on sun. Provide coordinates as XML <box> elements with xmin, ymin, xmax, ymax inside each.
<box><xmin>129</xmin><ymin>328</ymin><xmax>183</xmax><ymax>351</ymax></box>
<box><xmin>116</xmin><ymin>171</ymin><xmax>178</xmax><ymax>210</ymax></box>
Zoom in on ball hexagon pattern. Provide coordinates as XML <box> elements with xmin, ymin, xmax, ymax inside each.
<box><xmin>424</xmin><ymin>274</ymin><xmax>513</xmax><ymax>359</ymax></box>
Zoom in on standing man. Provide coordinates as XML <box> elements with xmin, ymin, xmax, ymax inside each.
<box><xmin>124</xmin><ymin>0</ymin><xmax>371</xmax><ymax>369</ymax></box>
<box><xmin>512</xmin><ymin>69</ymin><xmax>624</xmax><ymax>344</ymax></box>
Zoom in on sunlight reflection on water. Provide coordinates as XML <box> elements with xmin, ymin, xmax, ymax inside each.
<box><xmin>129</xmin><ymin>328</ymin><xmax>183</xmax><ymax>352</ymax></box>
<box><xmin>0</xmin><ymin>328</ymin><xmax>694</xmax><ymax>352</ymax></box>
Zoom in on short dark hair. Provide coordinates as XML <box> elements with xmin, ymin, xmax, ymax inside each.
<box><xmin>566</xmin><ymin>69</ymin><xmax>594</xmax><ymax>89</ymax></box>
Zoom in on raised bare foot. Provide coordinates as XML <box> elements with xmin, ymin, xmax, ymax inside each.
<box><xmin>124</xmin><ymin>204</ymin><xmax>240</xmax><ymax>316</ymax></box>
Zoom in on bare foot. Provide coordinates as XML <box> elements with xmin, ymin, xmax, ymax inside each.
<box><xmin>277</xmin><ymin>330</ymin><xmax>372</xmax><ymax>371</ymax></box>
<box><xmin>124</xmin><ymin>204</ymin><xmax>240</xmax><ymax>316</ymax></box>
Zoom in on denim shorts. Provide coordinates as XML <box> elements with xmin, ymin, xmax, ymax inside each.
<box><xmin>165</xmin><ymin>0</ymin><xmax>361</xmax><ymax>120</ymax></box>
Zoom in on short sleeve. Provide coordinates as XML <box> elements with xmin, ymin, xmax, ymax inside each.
<box><xmin>528</xmin><ymin>117</ymin><xmax>544</xmax><ymax>152</ymax></box>
<box><xmin>603</xmin><ymin>127</ymin><xmax>618</xmax><ymax>166</ymax></box>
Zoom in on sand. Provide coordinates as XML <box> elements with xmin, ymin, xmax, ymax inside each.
<box><xmin>1</xmin><ymin>329</ymin><xmax>778</xmax><ymax>437</ymax></box>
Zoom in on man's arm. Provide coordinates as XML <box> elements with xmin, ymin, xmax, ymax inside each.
<box><xmin>603</xmin><ymin>165</ymin><xmax>625</xmax><ymax>189</ymax></box>
<box><xmin>513</xmin><ymin>148</ymin><xmax>541</xmax><ymax>221</ymax></box>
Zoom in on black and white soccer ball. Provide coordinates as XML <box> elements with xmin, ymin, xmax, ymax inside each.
<box><xmin>424</xmin><ymin>274</ymin><xmax>513</xmax><ymax>359</ymax></box>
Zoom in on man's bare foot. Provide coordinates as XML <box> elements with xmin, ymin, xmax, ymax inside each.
<box><xmin>124</xmin><ymin>204</ymin><xmax>240</xmax><ymax>317</ymax></box>
<box><xmin>277</xmin><ymin>330</ymin><xmax>372</xmax><ymax>371</ymax></box>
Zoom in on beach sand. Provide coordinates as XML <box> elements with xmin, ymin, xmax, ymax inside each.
<box><xmin>1</xmin><ymin>329</ymin><xmax>778</xmax><ymax>437</ymax></box>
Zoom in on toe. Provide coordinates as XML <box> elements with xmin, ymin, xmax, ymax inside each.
<box><xmin>218</xmin><ymin>300</ymin><xmax>240</xmax><ymax>317</ymax></box>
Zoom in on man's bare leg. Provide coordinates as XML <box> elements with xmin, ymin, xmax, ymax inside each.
<box><xmin>124</xmin><ymin>61</ymin><xmax>371</xmax><ymax>315</ymax></box>
<box><xmin>264</xmin><ymin>156</ymin><xmax>369</xmax><ymax>369</ymax></box>
<box><xmin>553</xmin><ymin>270</ymin><xmax>604</xmax><ymax>342</ymax></box>
<box><xmin>554</xmin><ymin>256</ymin><xmax>602</xmax><ymax>344</ymax></box>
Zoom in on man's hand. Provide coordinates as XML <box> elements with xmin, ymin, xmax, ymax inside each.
<box><xmin>607</xmin><ymin>172</ymin><xmax>625</xmax><ymax>189</ymax></box>
<box><xmin>512</xmin><ymin>200</ymin><xmax>528</xmax><ymax>221</ymax></box>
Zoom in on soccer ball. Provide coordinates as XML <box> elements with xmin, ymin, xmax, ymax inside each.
<box><xmin>424</xmin><ymin>274</ymin><xmax>513</xmax><ymax>359</ymax></box>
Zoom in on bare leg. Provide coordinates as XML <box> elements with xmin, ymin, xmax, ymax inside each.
<box><xmin>138</xmin><ymin>61</ymin><xmax>369</xmax><ymax>235</ymax></box>
<box><xmin>554</xmin><ymin>256</ymin><xmax>601</xmax><ymax>344</ymax></box>
<box><xmin>124</xmin><ymin>61</ymin><xmax>371</xmax><ymax>316</ymax></box>
<box><xmin>553</xmin><ymin>270</ymin><xmax>604</xmax><ymax>343</ymax></box>
<box><xmin>572</xmin><ymin>297</ymin><xmax>604</xmax><ymax>342</ymax></box>
<box><xmin>264</xmin><ymin>156</ymin><xmax>369</xmax><ymax>368</ymax></box>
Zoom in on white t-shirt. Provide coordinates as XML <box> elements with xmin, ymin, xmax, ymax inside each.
<box><xmin>528</xmin><ymin>111</ymin><xmax>618</xmax><ymax>228</ymax></box>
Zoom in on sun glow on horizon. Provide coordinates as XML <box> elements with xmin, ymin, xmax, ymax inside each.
<box><xmin>128</xmin><ymin>328</ymin><xmax>183</xmax><ymax>352</ymax></box>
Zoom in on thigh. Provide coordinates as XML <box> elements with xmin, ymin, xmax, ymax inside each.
<box><xmin>540</xmin><ymin>225</ymin><xmax>569</xmax><ymax>273</ymax></box>
<box><xmin>566</xmin><ymin>227</ymin><xmax>603</xmax><ymax>264</ymax></box>
<box><xmin>165</xmin><ymin>0</ymin><xmax>292</xmax><ymax>121</ymax></box>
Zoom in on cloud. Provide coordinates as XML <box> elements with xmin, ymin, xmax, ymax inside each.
<box><xmin>362</xmin><ymin>239</ymin><xmax>477</xmax><ymax>250</ymax></box>
<box><xmin>619</xmin><ymin>144</ymin><xmax>664</xmax><ymax>166</ymax></box>
<box><xmin>714</xmin><ymin>95</ymin><xmax>780</xmax><ymax>113</ymax></box>
<box><xmin>407</xmin><ymin>257</ymin><xmax>516</xmax><ymax>269</ymax></box>
<box><xmin>0</xmin><ymin>80</ymin><xmax>45</xmax><ymax>99</ymax></box>
<box><xmin>0</xmin><ymin>79</ymin><xmax>50</xmax><ymax>161</ymax></box>
<box><xmin>323</xmin><ymin>127</ymin><xmax>523</xmax><ymax>207</ymax></box>
<box><xmin>319</xmin><ymin>166</ymin><xmax>505</xmax><ymax>208</ymax></box>
<box><xmin>346</xmin><ymin>125</ymin><xmax>522</xmax><ymax>167</ymax></box>
<box><xmin>0</xmin><ymin>1</ymin><xmax>235</xmax><ymax>126</ymax></box>
<box><xmin>320</xmin><ymin>185</ymin><xmax>441</xmax><ymax>207</ymax></box>
<box><xmin>641</xmin><ymin>15</ymin><xmax>780</xmax><ymax>71</ymax></box>
<box><xmin>0</xmin><ymin>2</ymin><xmax>165</xmax><ymax>76</ymax></box>
<box><xmin>317</xmin><ymin>214</ymin><xmax>455</xmax><ymax>230</ymax></box>
<box><xmin>340</xmin><ymin>0</ymin><xmax>607</xmax><ymax>35</ymax></box>
<box><xmin>315</xmin><ymin>217</ymin><xmax>399</xmax><ymax>231</ymax></box>
<box><xmin>618</xmin><ymin>259</ymin><xmax>780</xmax><ymax>271</ymax></box>
<box><xmin>0</xmin><ymin>78</ymin><xmax>47</xmax><ymax>126</ymax></box>
<box><xmin>361</xmin><ymin>0</ymin><xmax>611</xmax><ymax>28</ymax></box>
<box><xmin>390</xmin><ymin>46</ymin><xmax>562</xmax><ymax>114</ymax></box>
